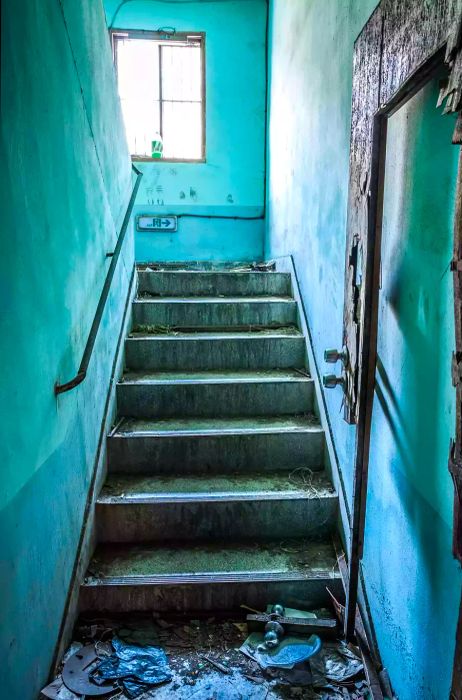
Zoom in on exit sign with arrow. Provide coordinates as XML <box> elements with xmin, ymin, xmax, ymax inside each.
<box><xmin>136</xmin><ymin>215</ymin><xmax>178</xmax><ymax>232</ymax></box>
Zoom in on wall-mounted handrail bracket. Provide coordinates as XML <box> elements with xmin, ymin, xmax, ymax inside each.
<box><xmin>54</xmin><ymin>164</ymin><xmax>142</xmax><ymax>396</ymax></box>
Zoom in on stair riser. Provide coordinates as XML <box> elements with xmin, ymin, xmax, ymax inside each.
<box><xmin>80</xmin><ymin>577</ymin><xmax>343</xmax><ymax>613</ymax></box>
<box><xmin>97</xmin><ymin>497</ymin><xmax>337</xmax><ymax>543</ymax></box>
<box><xmin>116</xmin><ymin>380</ymin><xmax>313</xmax><ymax>418</ymax></box>
<box><xmin>138</xmin><ymin>271</ymin><xmax>292</xmax><ymax>297</ymax></box>
<box><xmin>108</xmin><ymin>431</ymin><xmax>325</xmax><ymax>474</ymax></box>
<box><xmin>125</xmin><ymin>336</ymin><xmax>306</xmax><ymax>371</ymax></box>
<box><xmin>132</xmin><ymin>300</ymin><xmax>297</xmax><ymax>329</ymax></box>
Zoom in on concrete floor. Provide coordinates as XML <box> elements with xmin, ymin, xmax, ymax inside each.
<box><xmin>43</xmin><ymin>613</ymin><xmax>370</xmax><ymax>700</ymax></box>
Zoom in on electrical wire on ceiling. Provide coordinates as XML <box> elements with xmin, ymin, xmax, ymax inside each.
<box><xmin>109</xmin><ymin>0</ymin><xmax>242</xmax><ymax>30</ymax></box>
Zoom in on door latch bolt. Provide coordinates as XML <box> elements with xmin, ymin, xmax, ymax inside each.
<box><xmin>324</xmin><ymin>347</ymin><xmax>348</xmax><ymax>365</ymax></box>
<box><xmin>323</xmin><ymin>374</ymin><xmax>345</xmax><ymax>389</ymax></box>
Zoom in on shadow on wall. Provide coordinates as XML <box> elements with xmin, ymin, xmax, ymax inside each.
<box><xmin>365</xmin><ymin>78</ymin><xmax>461</xmax><ymax>700</ymax></box>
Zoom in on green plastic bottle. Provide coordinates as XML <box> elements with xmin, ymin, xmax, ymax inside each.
<box><xmin>151</xmin><ymin>133</ymin><xmax>163</xmax><ymax>159</ymax></box>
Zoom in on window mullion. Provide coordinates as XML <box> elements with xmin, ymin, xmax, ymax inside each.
<box><xmin>158</xmin><ymin>43</ymin><xmax>163</xmax><ymax>140</ymax></box>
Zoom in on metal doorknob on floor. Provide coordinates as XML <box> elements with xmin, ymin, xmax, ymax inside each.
<box><xmin>324</xmin><ymin>347</ymin><xmax>348</xmax><ymax>364</ymax></box>
<box><xmin>322</xmin><ymin>374</ymin><xmax>345</xmax><ymax>389</ymax></box>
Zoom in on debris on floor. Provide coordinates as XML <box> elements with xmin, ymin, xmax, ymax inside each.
<box><xmin>41</xmin><ymin>605</ymin><xmax>374</xmax><ymax>699</ymax></box>
<box><xmin>90</xmin><ymin>637</ymin><xmax>172</xmax><ymax>697</ymax></box>
<box><xmin>240</xmin><ymin>632</ymin><xmax>322</xmax><ymax>669</ymax></box>
<box><xmin>140</xmin><ymin>261</ymin><xmax>277</xmax><ymax>273</ymax></box>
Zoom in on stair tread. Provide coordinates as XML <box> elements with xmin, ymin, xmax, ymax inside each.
<box><xmin>135</xmin><ymin>295</ymin><xmax>295</xmax><ymax>304</ymax></box>
<box><xmin>98</xmin><ymin>471</ymin><xmax>335</xmax><ymax>502</ymax></box>
<box><xmin>128</xmin><ymin>328</ymin><xmax>303</xmax><ymax>339</ymax></box>
<box><xmin>84</xmin><ymin>539</ymin><xmax>340</xmax><ymax>582</ymax></box>
<box><xmin>112</xmin><ymin>415</ymin><xmax>322</xmax><ymax>437</ymax></box>
<box><xmin>119</xmin><ymin>369</ymin><xmax>311</xmax><ymax>385</ymax></box>
<box><xmin>138</xmin><ymin>270</ymin><xmax>286</xmax><ymax>275</ymax></box>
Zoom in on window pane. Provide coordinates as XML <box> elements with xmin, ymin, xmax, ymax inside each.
<box><xmin>116</xmin><ymin>38</ymin><xmax>161</xmax><ymax>155</ymax></box>
<box><xmin>161</xmin><ymin>45</ymin><xmax>202</xmax><ymax>102</ymax></box>
<box><xmin>162</xmin><ymin>101</ymin><xmax>203</xmax><ymax>159</ymax></box>
<box><xmin>121</xmin><ymin>98</ymin><xmax>161</xmax><ymax>156</ymax></box>
<box><xmin>117</xmin><ymin>38</ymin><xmax>159</xmax><ymax>101</ymax></box>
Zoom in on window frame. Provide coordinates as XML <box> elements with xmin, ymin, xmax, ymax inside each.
<box><xmin>110</xmin><ymin>28</ymin><xmax>206</xmax><ymax>163</ymax></box>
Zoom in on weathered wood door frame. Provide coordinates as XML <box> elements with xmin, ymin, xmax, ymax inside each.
<box><xmin>341</xmin><ymin>3</ymin><xmax>462</xmax><ymax>697</ymax></box>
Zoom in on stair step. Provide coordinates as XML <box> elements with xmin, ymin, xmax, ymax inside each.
<box><xmin>137</xmin><ymin>270</ymin><xmax>292</xmax><ymax>298</ymax></box>
<box><xmin>80</xmin><ymin>539</ymin><xmax>342</xmax><ymax>612</ymax></box>
<box><xmin>124</xmin><ymin>329</ymin><xmax>305</xmax><ymax>371</ymax></box>
<box><xmin>133</xmin><ymin>296</ymin><xmax>297</xmax><ymax>329</ymax></box>
<box><xmin>117</xmin><ymin>369</ymin><xmax>313</xmax><ymax>418</ymax></box>
<box><xmin>96</xmin><ymin>472</ymin><xmax>337</xmax><ymax>542</ymax></box>
<box><xmin>107</xmin><ymin>415</ymin><xmax>325</xmax><ymax>474</ymax></box>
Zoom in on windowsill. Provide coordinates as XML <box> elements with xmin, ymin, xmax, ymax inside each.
<box><xmin>131</xmin><ymin>155</ymin><xmax>206</xmax><ymax>164</ymax></box>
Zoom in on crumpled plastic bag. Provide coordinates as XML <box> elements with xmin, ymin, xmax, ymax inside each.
<box><xmin>90</xmin><ymin>636</ymin><xmax>172</xmax><ymax>698</ymax></box>
<box><xmin>240</xmin><ymin>632</ymin><xmax>322</xmax><ymax>669</ymax></box>
<box><xmin>310</xmin><ymin>641</ymin><xmax>363</xmax><ymax>686</ymax></box>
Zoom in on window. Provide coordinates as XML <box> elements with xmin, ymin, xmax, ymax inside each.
<box><xmin>111</xmin><ymin>30</ymin><xmax>205</xmax><ymax>161</ymax></box>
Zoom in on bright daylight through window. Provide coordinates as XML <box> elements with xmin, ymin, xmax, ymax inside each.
<box><xmin>111</xmin><ymin>31</ymin><xmax>204</xmax><ymax>161</ymax></box>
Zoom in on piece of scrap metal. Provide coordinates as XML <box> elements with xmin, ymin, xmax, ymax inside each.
<box><xmin>62</xmin><ymin>645</ymin><xmax>117</xmax><ymax>696</ymax></box>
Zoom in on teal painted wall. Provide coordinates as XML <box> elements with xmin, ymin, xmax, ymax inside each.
<box><xmin>266</xmin><ymin>2</ymin><xmax>462</xmax><ymax>698</ymax></box>
<box><xmin>104</xmin><ymin>0</ymin><xmax>267</xmax><ymax>262</ymax></box>
<box><xmin>364</xmin><ymin>80</ymin><xmax>461</xmax><ymax>700</ymax></box>
<box><xmin>0</xmin><ymin>1</ymin><xmax>133</xmax><ymax>697</ymax></box>
<box><xmin>266</xmin><ymin>0</ymin><xmax>379</xmax><ymax>503</ymax></box>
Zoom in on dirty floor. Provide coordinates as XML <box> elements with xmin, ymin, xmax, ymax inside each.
<box><xmin>42</xmin><ymin>612</ymin><xmax>371</xmax><ymax>700</ymax></box>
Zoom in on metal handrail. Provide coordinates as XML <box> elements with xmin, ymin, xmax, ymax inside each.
<box><xmin>55</xmin><ymin>164</ymin><xmax>143</xmax><ymax>395</ymax></box>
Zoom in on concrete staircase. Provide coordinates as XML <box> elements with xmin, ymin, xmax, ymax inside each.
<box><xmin>80</xmin><ymin>268</ymin><xmax>341</xmax><ymax>613</ymax></box>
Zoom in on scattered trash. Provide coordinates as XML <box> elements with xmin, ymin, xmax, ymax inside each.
<box><xmin>271</xmin><ymin>603</ymin><xmax>286</xmax><ymax>616</ymax></box>
<box><xmin>269</xmin><ymin>605</ymin><xmax>317</xmax><ymax>620</ymax></box>
<box><xmin>62</xmin><ymin>645</ymin><xmax>117</xmax><ymax>696</ymax></box>
<box><xmin>240</xmin><ymin>631</ymin><xmax>322</xmax><ymax>669</ymax></box>
<box><xmin>40</xmin><ymin>676</ymin><xmax>81</xmax><ymax>700</ymax></box>
<box><xmin>199</xmin><ymin>655</ymin><xmax>231</xmax><ymax>674</ymax></box>
<box><xmin>311</xmin><ymin>641</ymin><xmax>364</xmax><ymax>685</ymax></box>
<box><xmin>42</xmin><ymin>603</ymin><xmax>374</xmax><ymax>700</ymax></box>
<box><xmin>240</xmin><ymin>603</ymin><xmax>262</xmax><ymax>614</ymax></box>
<box><xmin>243</xmin><ymin>673</ymin><xmax>266</xmax><ymax>684</ymax></box>
<box><xmin>62</xmin><ymin>641</ymin><xmax>83</xmax><ymax>664</ymax></box>
<box><xmin>90</xmin><ymin>637</ymin><xmax>172</xmax><ymax>698</ymax></box>
<box><xmin>279</xmin><ymin>662</ymin><xmax>313</xmax><ymax>687</ymax></box>
<box><xmin>232</xmin><ymin>622</ymin><xmax>248</xmax><ymax>634</ymax></box>
<box><xmin>264</xmin><ymin>619</ymin><xmax>285</xmax><ymax>648</ymax></box>
<box><xmin>118</xmin><ymin>620</ymin><xmax>160</xmax><ymax>647</ymax></box>
<box><xmin>247</xmin><ymin>603</ymin><xmax>338</xmax><ymax>641</ymax></box>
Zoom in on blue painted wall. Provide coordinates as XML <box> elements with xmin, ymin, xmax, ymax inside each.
<box><xmin>266</xmin><ymin>2</ymin><xmax>462</xmax><ymax>698</ymax></box>
<box><xmin>0</xmin><ymin>1</ymin><xmax>133</xmax><ymax>697</ymax></box>
<box><xmin>104</xmin><ymin>0</ymin><xmax>267</xmax><ymax>263</ymax></box>
<box><xmin>266</xmin><ymin>0</ymin><xmax>378</xmax><ymax>504</ymax></box>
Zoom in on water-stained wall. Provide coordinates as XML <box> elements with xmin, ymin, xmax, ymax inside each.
<box><xmin>266</xmin><ymin>1</ymin><xmax>462</xmax><ymax>697</ymax></box>
<box><xmin>0</xmin><ymin>1</ymin><xmax>133</xmax><ymax>696</ymax></box>
<box><xmin>104</xmin><ymin>0</ymin><xmax>267</xmax><ymax>262</ymax></box>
